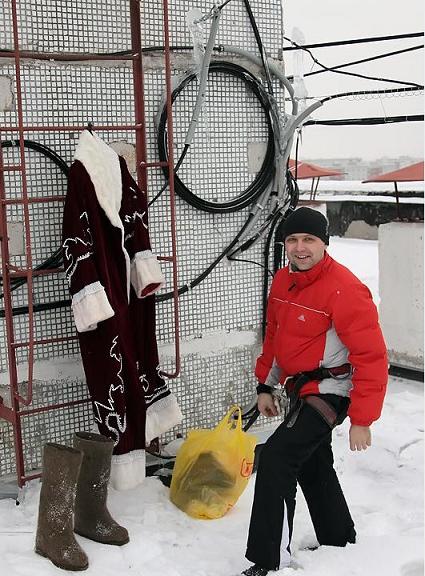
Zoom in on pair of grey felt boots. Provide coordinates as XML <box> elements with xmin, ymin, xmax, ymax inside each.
<box><xmin>35</xmin><ymin>432</ymin><xmax>129</xmax><ymax>571</ymax></box>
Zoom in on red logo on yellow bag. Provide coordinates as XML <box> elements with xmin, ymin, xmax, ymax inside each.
<box><xmin>240</xmin><ymin>458</ymin><xmax>254</xmax><ymax>477</ymax></box>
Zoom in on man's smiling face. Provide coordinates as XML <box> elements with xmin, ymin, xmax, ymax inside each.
<box><xmin>285</xmin><ymin>233</ymin><xmax>327</xmax><ymax>271</ymax></box>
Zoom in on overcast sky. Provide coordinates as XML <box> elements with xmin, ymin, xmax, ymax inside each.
<box><xmin>282</xmin><ymin>0</ymin><xmax>424</xmax><ymax>160</ymax></box>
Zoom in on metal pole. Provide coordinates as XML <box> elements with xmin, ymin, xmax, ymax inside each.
<box><xmin>160</xmin><ymin>0</ymin><xmax>181</xmax><ymax>378</ymax></box>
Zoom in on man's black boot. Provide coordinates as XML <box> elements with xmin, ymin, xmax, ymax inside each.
<box><xmin>241</xmin><ymin>565</ymin><xmax>269</xmax><ymax>576</ymax></box>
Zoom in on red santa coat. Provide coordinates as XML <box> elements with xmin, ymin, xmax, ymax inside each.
<box><xmin>256</xmin><ymin>252</ymin><xmax>388</xmax><ymax>426</ymax></box>
<box><xmin>62</xmin><ymin>131</ymin><xmax>182</xmax><ymax>489</ymax></box>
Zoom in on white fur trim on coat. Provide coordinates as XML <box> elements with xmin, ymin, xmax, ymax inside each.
<box><xmin>71</xmin><ymin>281</ymin><xmax>114</xmax><ymax>332</ymax></box>
<box><xmin>110</xmin><ymin>449</ymin><xmax>146</xmax><ymax>491</ymax></box>
<box><xmin>74</xmin><ymin>130</ymin><xmax>132</xmax><ymax>302</ymax></box>
<box><xmin>130</xmin><ymin>250</ymin><xmax>165</xmax><ymax>297</ymax></box>
<box><xmin>145</xmin><ymin>393</ymin><xmax>183</xmax><ymax>444</ymax></box>
<box><xmin>74</xmin><ymin>130</ymin><xmax>123</xmax><ymax>230</ymax></box>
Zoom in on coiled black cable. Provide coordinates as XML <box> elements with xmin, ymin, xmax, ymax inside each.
<box><xmin>0</xmin><ymin>139</ymin><xmax>68</xmax><ymax>299</ymax></box>
<box><xmin>157</xmin><ymin>61</ymin><xmax>276</xmax><ymax>213</ymax></box>
<box><xmin>1</xmin><ymin>138</ymin><xmax>69</xmax><ymax>176</ymax></box>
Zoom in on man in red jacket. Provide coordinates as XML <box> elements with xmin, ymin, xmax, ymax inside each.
<box><xmin>241</xmin><ymin>207</ymin><xmax>388</xmax><ymax>576</ymax></box>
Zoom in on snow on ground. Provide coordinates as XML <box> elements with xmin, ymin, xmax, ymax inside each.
<box><xmin>0</xmin><ymin>237</ymin><xmax>423</xmax><ymax>576</ymax></box>
<box><xmin>0</xmin><ymin>376</ymin><xmax>422</xmax><ymax>576</ymax></box>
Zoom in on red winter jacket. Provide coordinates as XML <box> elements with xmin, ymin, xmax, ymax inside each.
<box><xmin>255</xmin><ymin>252</ymin><xmax>388</xmax><ymax>426</ymax></box>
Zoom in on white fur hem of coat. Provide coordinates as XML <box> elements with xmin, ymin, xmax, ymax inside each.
<box><xmin>145</xmin><ymin>393</ymin><xmax>183</xmax><ymax>444</ymax></box>
<box><xmin>110</xmin><ymin>449</ymin><xmax>146</xmax><ymax>491</ymax></box>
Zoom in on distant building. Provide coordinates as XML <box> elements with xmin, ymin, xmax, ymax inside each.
<box><xmin>305</xmin><ymin>156</ymin><xmax>422</xmax><ymax>181</ymax></box>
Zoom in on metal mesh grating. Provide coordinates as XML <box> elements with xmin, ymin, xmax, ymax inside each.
<box><xmin>0</xmin><ymin>0</ymin><xmax>285</xmax><ymax>478</ymax></box>
<box><xmin>20</xmin><ymin>392</ymin><xmax>93</xmax><ymax>475</ymax></box>
<box><xmin>160</xmin><ymin>345</ymin><xmax>273</xmax><ymax>444</ymax></box>
<box><xmin>15</xmin><ymin>0</ymin><xmax>132</xmax><ymax>53</ymax></box>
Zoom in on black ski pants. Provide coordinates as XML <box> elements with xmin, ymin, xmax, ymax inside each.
<box><xmin>245</xmin><ymin>394</ymin><xmax>355</xmax><ymax>571</ymax></box>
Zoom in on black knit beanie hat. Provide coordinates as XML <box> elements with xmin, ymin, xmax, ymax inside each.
<box><xmin>282</xmin><ymin>207</ymin><xmax>329</xmax><ymax>245</ymax></box>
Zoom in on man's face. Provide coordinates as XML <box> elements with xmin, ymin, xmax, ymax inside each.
<box><xmin>285</xmin><ymin>233</ymin><xmax>327</xmax><ymax>271</ymax></box>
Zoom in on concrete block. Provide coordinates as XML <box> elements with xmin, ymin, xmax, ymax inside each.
<box><xmin>0</xmin><ymin>75</ymin><xmax>14</xmax><ymax>112</ymax></box>
<box><xmin>247</xmin><ymin>141</ymin><xmax>267</xmax><ymax>174</ymax></box>
<box><xmin>379</xmin><ymin>222</ymin><xmax>424</xmax><ymax>370</ymax></box>
<box><xmin>0</xmin><ymin>222</ymin><xmax>25</xmax><ymax>267</ymax></box>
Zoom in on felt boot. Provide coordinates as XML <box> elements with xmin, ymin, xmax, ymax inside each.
<box><xmin>73</xmin><ymin>432</ymin><xmax>129</xmax><ymax>545</ymax></box>
<box><xmin>35</xmin><ymin>443</ymin><xmax>88</xmax><ymax>571</ymax></box>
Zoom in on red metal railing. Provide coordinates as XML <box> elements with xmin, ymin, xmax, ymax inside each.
<box><xmin>0</xmin><ymin>0</ymin><xmax>180</xmax><ymax>486</ymax></box>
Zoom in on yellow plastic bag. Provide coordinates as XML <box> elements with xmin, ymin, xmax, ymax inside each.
<box><xmin>169</xmin><ymin>406</ymin><xmax>257</xmax><ymax>519</ymax></box>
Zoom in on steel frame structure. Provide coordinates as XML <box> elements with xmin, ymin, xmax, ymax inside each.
<box><xmin>0</xmin><ymin>0</ymin><xmax>180</xmax><ymax>487</ymax></box>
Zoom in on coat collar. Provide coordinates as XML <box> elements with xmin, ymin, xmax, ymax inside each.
<box><xmin>74</xmin><ymin>130</ymin><xmax>123</xmax><ymax>230</ymax></box>
<box><xmin>288</xmin><ymin>251</ymin><xmax>332</xmax><ymax>289</ymax></box>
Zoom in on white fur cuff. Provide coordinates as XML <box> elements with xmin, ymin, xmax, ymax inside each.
<box><xmin>130</xmin><ymin>250</ymin><xmax>165</xmax><ymax>298</ymax></box>
<box><xmin>71</xmin><ymin>281</ymin><xmax>115</xmax><ymax>332</ymax></box>
<box><xmin>145</xmin><ymin>393</ymin><xmax>183</xmax><ymax>444</ymax></box>
<box><xmin>110</xmin><ymin>449</ymin><xmax>146</xmax><ymax>491</ymax></box>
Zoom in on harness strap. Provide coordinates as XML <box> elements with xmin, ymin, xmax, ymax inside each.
<box><xmin>283</xmin><ymin>363</ymin><xmax>352</xmax><ymax>428</ymax></box>
<box><xmin>285</xmin><ymin>395</ymin><xmax>340</xmax><ymax>429</ymax></box>
<box><xmin>254</xmin><ymin>363</ymin><xmax>352</xmax><ymax>430</ymax></box>
<box><xmin>295</xmin><ymin>362</ymin><xmax>352</xmax><ymax>383</ymax></box>
<box><xmin>287</xmin><ymin>362</ymin><xmax>352</xmax><ymax>398</ymax></box>
<box><xmin>304</xmin><ymin>395</ymin><xmax>338</xmax><ymax>428</ymax></box>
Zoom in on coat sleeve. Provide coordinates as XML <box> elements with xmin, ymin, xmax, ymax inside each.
<box><xmin>62</xmin><ymin>164</ymin><xmax>114</xmax><ymax>333</ymax></box>
<box><xmin>331</xmin><ymin>283</ymin><xmax>388</xmax><ymax>426</ymax></box>
<box><xmin>121</xmin><ymin>162</ymin><xmax>165</xmax><ymax>298</ymax></box>
<box><xmin>255</xmin><ymin>274</ymin><xmax>282</xmax><ymax>385</ymax></box>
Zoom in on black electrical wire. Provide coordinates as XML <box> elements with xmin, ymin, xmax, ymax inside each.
<box><xmin>283</xmin><ymin>36</ymin><xmax>423</xmax><ymax>88</ymax></box>
<box><xmin>294</xmin><ymin>130</ymin><xmax>300</xmax><ymax>181</ymax></box>
<box><xmin>241</xmin><ymin>0</ymin><xmax>274</xmax><ymax>95</ymax></box>
<box><xmin>3</xmin><ymin>32</ymin><xmax>422</xmax><ymax>60</ymax></box>
<box><xmin>304</xmin><ymin>114</ymin><xmax>424</xmax><ymax>126</ymax></box>
<box><xmin>1</xmin><ymin>31</ymin><xmax>423</xmax><ymax>71</ymax></box>
<box><xmin>287</xmin><ymin>44</ymin><xmax>423</xmax><ymax>82</ymax></box>
<box><xmin>260</xmin><ymin>170</ymin><xmax>299</xmax><ymax>339</ymax></box>
<box><xmin>0</xmin><ymin>299</ymin><xmax>71</xmax><ymax>318</ymax></box>
<box><xmin>281</xmin><ymin>31</ymin><xmax>424</xmax><ymax>51</ymax></box>
<box><xmin>157</xmin><ymin>61</ymin><xmax>276</xmax><ymax>213</ymax></box>
<box><xmin>226</xmin><ymin>257</ymin><xmax>274</xmax><ymax>277</ymax></box>
<box><xmin>321</xmin><ymin>84</ymin><xmax>423</xmax><ymax>103</ymax></box>
<box><xmin>271</xmin><ymin>172</ymin><xmax>300</xmax><ymax>286</ymax></box>
<box><xmin>217</xmin><ymin>0</ymin><xmax>236</xmax><ymax>10</ymax></box>
<box><xmin>156</xmin><ymin>173</ymin><xmax>295</xmax><ymax>304</ymax></box>
<box><xmin>294</xmin><ymin>85</ymin><xmax>423</xmax><ymax>103</ymax></box>
<box><xmin>156</xmin><ymin>215</ymin><xmax>254</xmax><ymax>302</ymax></box>
<box><xmin>260</xmin><ymin>211</ymin><xmax>282</xmax><ymax>339</ymax></box>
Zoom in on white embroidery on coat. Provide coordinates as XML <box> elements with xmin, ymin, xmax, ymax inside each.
<box><xmin>123</xmin><ymin>210</ymin><xmax>148</xmax><ymax>230</ymax></box>
<box><xmin>138</xmin><ymin>371</ymin><xmax>150</xmax><ymax>392</ymax></box>
<box><xmin>136</xmin><ymin>361</ymin><xmax>150</xmax><ymax>392</ymax></box>
<box><xmin>141</xmin><ymin>377</ymin><xmax>150</xmax><ymax>391</ymax></box>
<box><xmin>144</xmin><ymin>365</ymin><xmax>169</xmax><ymax>404</ymax></box>
<box><xmin>93</xmin><ymin>336</ymin><xmax>127</xmax><ymax>446</ymax></box>
<box><xmin>63</xmin><ymin>211</ymin><xmax>94</xmax><ymax>284</ymax></box>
